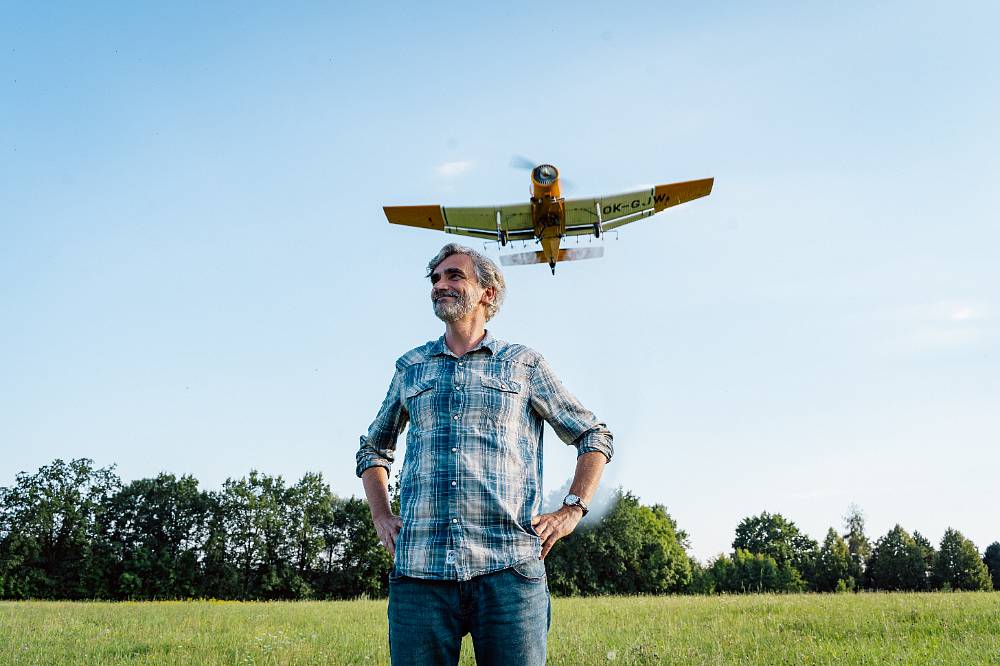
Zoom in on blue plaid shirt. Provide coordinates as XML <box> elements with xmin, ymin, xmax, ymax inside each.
<box><xmin>356</xmin><ymin>332</ymin><xmax>613</xmax><ymax>581</ymax></box>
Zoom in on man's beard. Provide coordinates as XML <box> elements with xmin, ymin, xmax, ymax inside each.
<box><xmin>432</xmin><ymin>289</ymin><xmax>477</xmax><ymax>322</ymax></box>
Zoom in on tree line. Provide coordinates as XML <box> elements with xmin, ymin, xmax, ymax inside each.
<box><xmin>0</xmin><ymin>459</ymin><xmax>389</xmax><ymax>600</ymax></box>
<box><xmin>1</xmin><ymin>459</ymin><xmax>997</xmax><ymax>600</ymax></box>
<box><xmin>685</xmin><ymin>510</ymin><xmax>998</xmax><ymax>595</ymax></box>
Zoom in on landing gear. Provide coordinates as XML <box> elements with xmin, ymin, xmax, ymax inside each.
<box><xmin>496</xmin><ymin>211</ymin><xmax>507</xmax><ymax>246</ymax></box>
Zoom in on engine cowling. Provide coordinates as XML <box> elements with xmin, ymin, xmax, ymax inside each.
<box><xmin>530</xmin><ymin>164</ymin><xmax>561</xmax><ymax>199</ymax></box>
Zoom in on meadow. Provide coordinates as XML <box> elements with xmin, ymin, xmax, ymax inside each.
<box><xmin>2</xmin><ymin>593</ymin><xmax>998</xmax><ymax>665</ymax></box>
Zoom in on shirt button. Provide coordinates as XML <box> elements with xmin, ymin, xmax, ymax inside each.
<box><xmin>451</xmin><ymin>447</ymin><xmax>457</xmax><ymax>452</ymax></box>
<box><xmin>452</xmin><ymin>518</ymin><xmax>458</xmax><ymax>524</ymax></box>
<box><xmin>451</xmin><ymin>481</ymin><xmax>457</xmax><ymax>486</ymax></box>
<box><xmin>455</xmin><ymin>385</ymin><xmax>461</xmax><ymax>390</ymax></box>
<box><xmin>453</xmin><ymin>414</ymin><xmax>459</xmax><ymax>420</ymax></box>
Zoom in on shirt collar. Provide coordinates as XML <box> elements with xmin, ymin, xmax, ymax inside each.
<box><xmin>431</xmin><ymin>330</ymin><xmax>499</xmax><ymax>358</ymax></box>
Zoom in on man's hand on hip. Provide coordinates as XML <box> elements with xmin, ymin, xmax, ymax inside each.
<box><xmin>372</xmin><ymin>513</ymin><xmax>403</xmax><ymax>558</ymax></box>
<box><xmin>531</xmin><ymin>505</ymin><xmax>583</xmax><ymax>559</ymax></box>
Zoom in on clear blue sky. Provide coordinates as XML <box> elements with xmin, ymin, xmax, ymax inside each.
<box><xmin>2</xmin><ymin>2</ymin><xmax>998</xmax><ymax>561</ymax></box>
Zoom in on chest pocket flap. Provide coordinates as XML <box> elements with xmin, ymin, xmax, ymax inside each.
<box><xmin>405</xmin><ymin>377</ymin><xmax>437</xmax><ymax>399</ymax></box>
<box><xmin>481</xmin><ymin>376</ymin><xmax>522</xmax><ymax>394</ymax></box>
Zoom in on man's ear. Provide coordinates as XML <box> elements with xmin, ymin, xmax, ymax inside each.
<box><xmin>480</xmin><ymin>286</ymin><xmax>496</xmax><ymax>307</ymax></box>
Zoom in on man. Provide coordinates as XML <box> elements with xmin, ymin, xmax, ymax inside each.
<box><xmin>356</xmin><ymin>243</ymin><xmax>613</xmax><ymax>665</ymax></box>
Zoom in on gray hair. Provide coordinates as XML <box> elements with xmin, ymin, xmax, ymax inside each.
<box><xmin>426</xmin><ymin>243</ymin><xmax>506</xmax><ymax>321</ymax></box>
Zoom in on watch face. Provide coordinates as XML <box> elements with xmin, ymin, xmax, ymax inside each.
<box><xmin>564</xmin><ymin>494</ymin><xmax>580</xmax><ymax>504</ymax></box>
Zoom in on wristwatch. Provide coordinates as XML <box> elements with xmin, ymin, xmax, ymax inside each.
<box><xmin>562</xmin><ymin>493</ymin><xmax>589</xmax><ymax>517</ymax></box>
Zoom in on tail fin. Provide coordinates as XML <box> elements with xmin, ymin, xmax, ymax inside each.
<box><xmin>499</xmin><ymin>246</ymin><xmax>604</xmax><ymax>267</ymax></box>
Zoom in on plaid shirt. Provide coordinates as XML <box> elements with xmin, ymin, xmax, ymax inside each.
<box><xmin>355</xmin><ymin>332</ymin><xmax>613</xmax><ymax>581</ymax></box>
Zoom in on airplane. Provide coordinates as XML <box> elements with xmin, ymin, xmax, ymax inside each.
<box><xmin>383</xmin><ymin>163</ymin><xmax>713</xmax><ymax>274</ymax></box>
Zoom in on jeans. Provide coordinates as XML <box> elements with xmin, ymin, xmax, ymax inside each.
<box><xmin>387</xmin><ymin>558</ymin><xmax>550</xmax><ymax>665</ymax></box>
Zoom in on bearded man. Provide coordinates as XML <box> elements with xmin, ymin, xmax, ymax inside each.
<box><xmin>356</xmin><ymin>243</ymin><xmax>613</xmax><ymax>665</ymax></box>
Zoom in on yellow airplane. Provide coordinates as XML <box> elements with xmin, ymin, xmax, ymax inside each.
<box><xmin>384</xmin><ymin>163</ymin><xmax>713</xmax><ymax>274</ymax></box>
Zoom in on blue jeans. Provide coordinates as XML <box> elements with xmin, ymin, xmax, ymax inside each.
<box><xmin>387</xmin><ymin>558</ymin><xmax>550</xmax><ymax>665</ymax></box>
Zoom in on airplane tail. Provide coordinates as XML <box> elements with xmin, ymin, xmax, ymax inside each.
<box><xmin>499</xmin><ymin>246</ymin><xmax>604</xmax><ymax>267</ymax></box>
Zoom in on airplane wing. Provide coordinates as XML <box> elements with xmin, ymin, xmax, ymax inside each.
<box><xmin>562</xmin><ymin>177</ymin><xmax>714</xmax><ymax>235</ymax></box>
<box><xmin>384</xmin><ymin>203</ymin><xmax>534</xmax><ymax>242</ymax></box>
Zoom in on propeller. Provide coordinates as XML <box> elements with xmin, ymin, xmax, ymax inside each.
<box><xmin>509</xmin><ymin>154</ymin><xmax>536</xmax><ymax>171</ymax></box>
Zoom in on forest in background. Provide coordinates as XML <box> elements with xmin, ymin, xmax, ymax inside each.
<box><xmin>1</xmin><ymin>459</ymin><xmax>997</xmax><ymax>600</ymax></box>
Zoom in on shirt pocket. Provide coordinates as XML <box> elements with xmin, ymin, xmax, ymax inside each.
<box><xmin>404</xmin><ymin>377</ymin><xmax>438</xmax><ymax>434</ymax></box>
<box><xmin>480</xmin><ymin>375</ymin><xmax>523</xmax><ymax>427</ymax></box>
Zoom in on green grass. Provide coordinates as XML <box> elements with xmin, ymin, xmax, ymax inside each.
<box><xmin>2</xmin><ymin>593</ymin><xmax>998</xmax><ymax>664</ymax></box>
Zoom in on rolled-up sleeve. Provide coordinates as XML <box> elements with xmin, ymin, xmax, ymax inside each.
<box><xmin>355</xmin><ymin>368</ymin><xmax>409</xmax><ymax>478</ymax></box>
<box><xmin>528</xmin><ymin>356</ymin><xmax>614</xmax><ymax>463</ymax></box>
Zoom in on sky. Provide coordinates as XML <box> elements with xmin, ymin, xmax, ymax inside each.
<box><xmin>2</xmin><ymin>1</ymin><xmax>998</xmax><ymax>561</ymax></box>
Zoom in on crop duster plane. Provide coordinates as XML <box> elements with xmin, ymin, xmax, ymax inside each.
<box><xmin>383</xmin><ymin>164</ymin><xmax>713</xmax><ymax>274</ymax></box>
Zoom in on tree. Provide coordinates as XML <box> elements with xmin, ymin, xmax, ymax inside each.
<box><xmin>842</xmin><ymin>504</ymin><xmax>871</xmax><ymax>587</ymax></box>
<box><xmin>732</xmin><ymin>512</ymin><xmax>818</xmax><ymax>587</ymax></box>
<box><xmin>814</xmin><ymin>527</ymin><xmax>853</xmax><ymax>592</ymax></box>
<box><xmin>706</xmin><ymin>549</ymin><xmax>803</xmax><ymax>594</ymax></box>
<box><xmin>933</xmin><ymin>528</ymin><xmax>991</xmax><ymax>591</ymax></box>
<box><xmin>0</xmin><ymin>458</ymin><xmax>120</xmax><ymax>599</ymax></box>
<box><xmin>216</xmin><ymin>471</ymin><xmax>304</xmax><ymax>599</ymax></box>
<box><xmin>686</xmin><ymin>557</ymin><xmax>714</xmax><ymax>594</ymax></box>
<box><xmin>912</xmin><ymin>531</ymin><xmax>936</xmax><ymax>589</ymax></box>
<box><xmin>867</xmin><ymin>525</ymin><xmax>928</xmax><ymax>591</ymax></box>
<box><xmin>101</xmin><ymin>473</ymin><xmax>213</xmax><ymax>599</ymax></box>
<box><xmin>200</xmin><ymin>492</ymin><xmax>238</xmax><ymax>599</ymax></box>
<box><xmin>984</xmin><ymin>542</ymin><xmax>1000</xmax><ymax>591</ymax></box>
<box><xmin>286</xmin><ymin>472</ymin><xmax>336</xmax><ymax>594</ymax></box>
<box><xmin>545</xmin><ymin>490</ymin><xmax>691</xmax><ymax>596</ymax></box>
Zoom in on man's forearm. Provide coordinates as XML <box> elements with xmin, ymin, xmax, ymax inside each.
<box><xmin>567</xmin><ymin>450</ymin><xmax>607</xmax><ymax>505</ymax></box>
<box><xmin>361</xmin><ymin>466</ymin><xmax>393</xmax><ymax>519</ymax></box>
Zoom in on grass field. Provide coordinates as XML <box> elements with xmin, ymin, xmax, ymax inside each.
<box><xmin>2</xmin><ymin>593</ymin><xmax>999</xmax><ymax>664</ymax></box>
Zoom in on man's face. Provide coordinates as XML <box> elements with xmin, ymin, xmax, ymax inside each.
<box><xmin>430</xmin><ymin>254</ymin><xmax>491</xmax><ymax>323</ymax></box>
